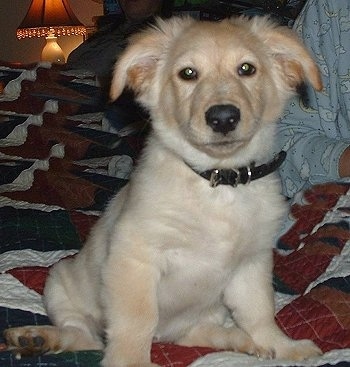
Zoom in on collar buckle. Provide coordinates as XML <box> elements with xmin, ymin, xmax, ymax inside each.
<box><xmin>232</xmin><ymin>168</ymin><xmax>240</xmax><ymax>187</ymax></box>
<box><xmin>210</xmin><ymin>169</ymin><xmax>220</xmax><ymax>187</ymax></box>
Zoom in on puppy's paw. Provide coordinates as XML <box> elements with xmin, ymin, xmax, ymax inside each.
<box><xmin>4</xmin><ymin>325</ymin><xmax>60</xmax><ymax>358</ymax></box>
<box><xmin>275</xmin><ymin>338</ymin><xmax>322</xmax><ymax>361</ymax></box>
<box><xmin>230</xmin><ymin>331</ymin><xmax>274</xmax><ymax>359</ymax></box>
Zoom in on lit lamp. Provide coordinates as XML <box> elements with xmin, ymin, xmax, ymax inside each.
<box><xmin>16</xmin><ymin>0</ymin><xmax>86</xmax><ymax>64</ymax></box>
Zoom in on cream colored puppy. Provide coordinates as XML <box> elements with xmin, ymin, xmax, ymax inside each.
<box><xmin>5</xmin><ymin>16</ymin><xmax>323</xmax><ymax>367</ymax></box>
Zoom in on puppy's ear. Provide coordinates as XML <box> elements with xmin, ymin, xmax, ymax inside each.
<box><xmin>251</xmin><ymin>18</ymin><xmax>323</xmax><ymax>92</ymax></box>
<box><xmin>109</xmin><ymin>30</ymin><xmax>160</xmax><ymax>101</ymax></box>
<box><xmin>110</xmin><ymin>17</ymin><xmax>194</xmax><ymax>101</ymax></box>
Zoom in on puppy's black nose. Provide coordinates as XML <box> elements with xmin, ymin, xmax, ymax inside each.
<box><xmin>205</xmin><ymin>104</ymin><xmax>240</xmax><ymax>135</ymax></box>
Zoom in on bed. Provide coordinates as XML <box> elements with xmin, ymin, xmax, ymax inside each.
<box><xmin>0</xmin><ymin>61</ymin><xmax>349</xmax><ymax>367</ymax></box>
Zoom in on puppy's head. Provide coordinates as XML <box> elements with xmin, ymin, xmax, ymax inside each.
<box><xmin>111</xmin><ymin>16</ymin><xmax>322</xmax><ymax>163</ymax></box>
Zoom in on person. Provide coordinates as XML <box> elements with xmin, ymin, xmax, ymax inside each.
<box><xmin>276</xmin><ymin>0</ymin><xmax>350</xmax><ymax>198</ymax></box>
<box><xmin>66</xmin><ymin>0</ymin><xmax>171</xmax><ymax>84</ymax></box>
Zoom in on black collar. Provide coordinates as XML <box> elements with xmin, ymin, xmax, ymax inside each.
<box><xmin>187</xmin><ymin>151</ymin><xmax>286</xmax><ymax>188</ymax></box>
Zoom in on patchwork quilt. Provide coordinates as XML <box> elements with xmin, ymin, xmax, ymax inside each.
<box><xmin>0</xmin><ymin>62</ymin><xmax>349</xmax><ymax>367</ymax></box>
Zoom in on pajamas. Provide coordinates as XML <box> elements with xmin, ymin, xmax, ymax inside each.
<box><xmin>276</xmin><ymin>0</ymin><xmax>350</xmax><ymax>197</ymax></box>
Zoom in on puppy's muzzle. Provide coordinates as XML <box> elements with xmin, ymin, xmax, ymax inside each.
<box><xmin>205</xmin><ymin>104</ymin><xmax>240</xmax><ymax>135</ymax></box>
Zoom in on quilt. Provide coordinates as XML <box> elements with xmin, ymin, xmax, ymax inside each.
<box><xmin>0</xmin><ymin>62</ymin><xmax>349</xmax><ymax>367</ymax></box>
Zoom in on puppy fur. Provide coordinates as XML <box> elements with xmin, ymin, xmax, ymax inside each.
<box><xmin>5</xmin><ymin>16</ymin><xmax>323</xmax><ymax>367</ymax></box>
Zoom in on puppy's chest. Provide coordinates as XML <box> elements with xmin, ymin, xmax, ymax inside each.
<box><xmin>159</xmin><ymin>185</ymin><xmax>268</xmax><ymax>271</ymax></box>
<box><xmin>156</xmin><ymin>201</ymin><xmax>254</xmax><ymax>317</ymax></box>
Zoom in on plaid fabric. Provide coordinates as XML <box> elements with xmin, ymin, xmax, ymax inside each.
<box><xmin>274</xmin><ymin>183</ymin><xmax>350</xmax><ymax>352</ymax></box>
<box><xmin>0</xmin><ymin>62</ymin><xmax>349</xmax><ymax>367</ymax></box>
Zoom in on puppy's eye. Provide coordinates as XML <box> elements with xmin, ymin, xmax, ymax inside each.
<box><xmin>238</xmin><ymin>63</ymin><xmax>256</xmax><ymax>76</ymax></box>
<box><xmin>179</xmin><ymin>67</ymin><xmax>198</xmax><ymax>81</ymax></box>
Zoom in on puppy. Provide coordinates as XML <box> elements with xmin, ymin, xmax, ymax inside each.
<box><xmin>5</xmin><ymin>16</ymin><xmax>323</xmax><ymax>367</ymax></box>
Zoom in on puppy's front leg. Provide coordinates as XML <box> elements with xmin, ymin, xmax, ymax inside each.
<box><xmin>224</xmin><ymin>253</ymin><xmax>322</xmax><ymax>361</ymax></box>
<box><xmin>102</xmin><ymin>247</ymin><xmax>160</xmax><ymax>367</ymax></box>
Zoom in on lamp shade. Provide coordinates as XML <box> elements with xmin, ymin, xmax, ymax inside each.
<box><xmin>17</xmin><ymin>0</ymin><xmax>86</xmax><ymax>39</ymax></box>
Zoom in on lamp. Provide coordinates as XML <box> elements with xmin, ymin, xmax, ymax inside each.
<box><xmin>17</xmin><ymin>0</ymin><xmax>86</xmax><ymax>64</ymax></box>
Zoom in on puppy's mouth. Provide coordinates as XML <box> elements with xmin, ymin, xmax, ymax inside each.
<box><xmin>205</xmin><ymin>140</ymin><xmax>238</xmax><ymax>147</ymax></box>
<box><xmin>203</xmin><ymin>136</ymin><xmax>250</xmax><ymax>148</ymax></box>
<box><xmin>193</xmin><ymin>138</ymin><xmax>249</xmax><ymax>157</ymax></box>
<box><xmin>183</xmin><ymin>122</ymin><xmax>253</xmax><ymax>156</ymax></box>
